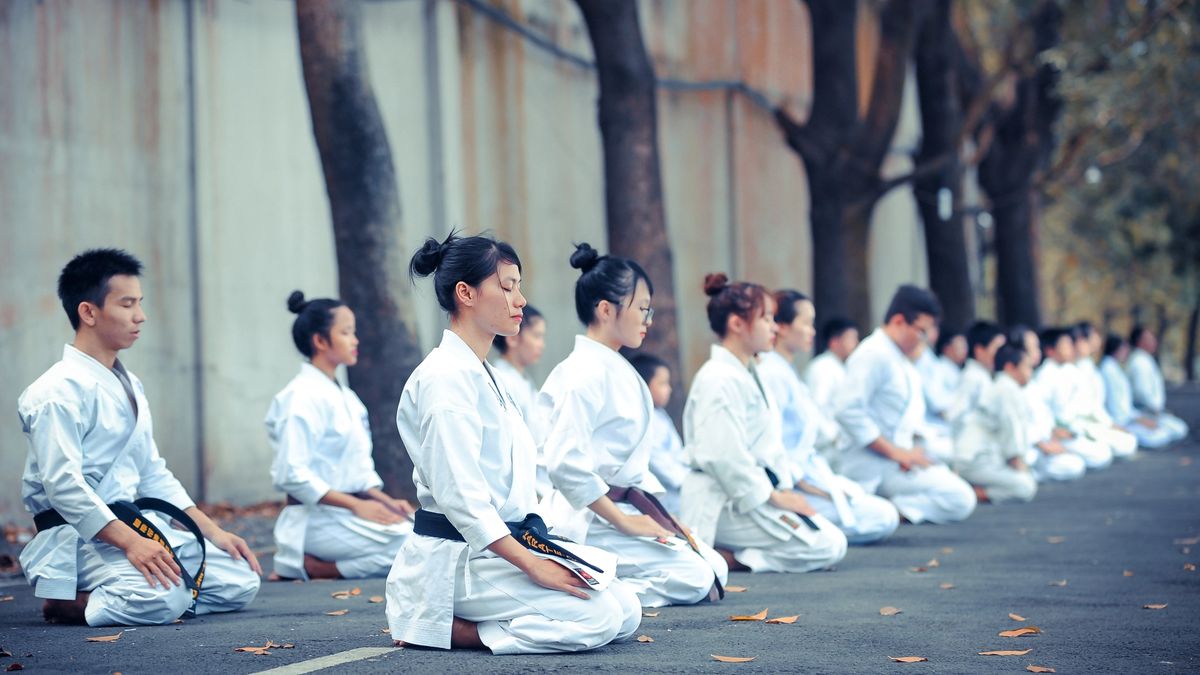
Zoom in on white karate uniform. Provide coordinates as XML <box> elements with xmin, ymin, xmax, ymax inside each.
<box><xmin>804</xmin><ymin>351</ymin><xmax>847</xmax><ymax>412</ymax></box>
<box><xmin>490</xmin><ymin>358</ymin><xmax>552</xmax><ymax>497</ymax></box>
<box><xmin>1022</xmin><ymin>381</ymin><xmax>1088</xmax><ymax>483</ymax></box>
<box><xmin>758</xmin><ymin>351</ymin><xmax>898</xmax><ymax>544</ymax></box>
<box><xmin>1099</xmin><ymin>356</ymin><xmax>1174</xmax><ymax>448</ymax></box>
<box><xmin>953</xmin><ymin>374</ymin><xmax>1037</xmax><ymax>503</ymax></box>
<box><xmin>1126</xmin><ymin>348</ymin><xmax>1190</xmax><ymax>442</ymax></box>
<box><xmin>645</xmin><ymin>408</ymin><xmax>689</xmax><ymax>515</ymax></box>
<box><xmin>265</xmin><ymin>363</ymin><xmax>411</xmax><ymax>579</ymax></box>
<box><xmin>1034</xmin><ymin>361</ymin><xmax>1127</xmax><ymax>465</ymax></box>
<box><xmin>538</xmin><ymin>336</ymin><xmax>726</xmax><ymax>607</ymax></box>
<box><xmin>917</xmin><ymin>351</ymin><xmax>962</xmax><ymax>423</ymax></box>
<box><xmin>681</xmin><ymin>346</ymin><xmax>847</xmax><ymax>573</ymax></box>
<box><xmin>18</xmin><ymin>345</ymin><xmax>260</xmax><ymax>626</ymax></box>
<box><xmin>387</xmin><ymin>330</ymin><xmax>641</xmax><ymax>654</ymax></box>
<box><xmin>834</xmin><ymin>330</ymin><xmax>977</xmax><ymax>524</ymax></box>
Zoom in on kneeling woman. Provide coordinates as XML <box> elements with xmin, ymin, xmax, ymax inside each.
<box><xmin>539</xmin><ymin>244</ymin><xmax>727</xmax><ymax>608</ymax></box>
<box><xmin>266</xmin><ymin>292</ymin><xmax>413</xmax><ymax>580</ymax></box>
<box><xmin>387</xmin><ymin>234</ymin><xmax>641</xmax><ymax>654</ymax></box>
<box><xmin>681</xmin><ymin>275</ymin><xmax>848</xmax><ymax>573</ymax></box>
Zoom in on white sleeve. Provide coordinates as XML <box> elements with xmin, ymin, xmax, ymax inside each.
<box><xmin>20</xmin><ymin>400</ymin><xmax>117</xmax><ymax>541</ymax></box>
<box><xmin>647</xmin><ymin>415</ymin><xmax>689</xmax><ymax>491</ymax></box>
<box><xmin>267</xmin><ymin>396</ymin><xmax>332</xmax><ymax>505</ymax></box>
<box><xmin>540</xmin><ymin>379</ymin><xmax>610</xmax><ymax>510</ymax></box>
<box><xmin>835</xmin><ymin>351</ymin><xmax>884</xmax><ymax>448</ymax></box>
<box><xmin>687</xmin><ymin>380</ymin><xmax>774</xmax><ymax>513</ymax></box>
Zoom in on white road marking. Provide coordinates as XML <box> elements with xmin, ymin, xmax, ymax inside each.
<box><xmin>251</xmin><ymin>647</ymin><xmax>400</xmax><ymax>675</ymax></box>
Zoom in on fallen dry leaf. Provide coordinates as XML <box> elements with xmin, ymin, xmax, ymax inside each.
<box><xmin>724</xmin><ymin>585</ymin><xmax>748</xmax><ymax>593</ymax></box>
<box><xmin>926</xmin><ymin>558</ymin><xmax>940</xmax><ymax>568</ymax></box>
<box><xmin>1009</xmin><ymin>613</ymin><xmax>1028</xmax><ymax>621</ymax></box>
<box><xmin>85</xmin><ymin>632</ymin><xmax>123</xmax><ymax>643</ymax></box>
<box><xmin>765</xmin><ymin>615</ymin><xmax>799</xmax><ymax>624</ymax></box>
<box><xmin>1143</xmin><ymin>603</ymin><xmax>1167</xmax><ymax>610</ymax></box>
<box><xmin>1026</xmin><ymin>666</ymin><xmax>1055</xmax><ymax>673</ymax></box>
<box><xmin>326</xmin><ymin>609</ymin><xmax>349</xmax><ymax>616</ymax></box>
<box><xmin>711</xmin><ymin>654</ymin><xmax>756</xmax><ymax>663</ymax></box>
<box><xmin>1180</xmin><ymin>457</ymin><xmax>1193</xmax><ymax>466</ymax></box>
<box><xmin>235</xmin><ymin>647</ymin><xmax>271</xmax><ymax>656</ymax></box>
<box><xmin>6</xmin><ymin>664</ymin><xmax>22</xmax><ymax>672</ymax></box>
<box><xmin>729</xmin><ymin>608</ymin><xmax>768</xmax><ymax>622</ymax></box>
<box><xmin>1046</xmin><ymin>536</ymin><xmax>1066</xmax><ymax>544</ymax></box>
<box><xmin>999</xmin><ymin>626</ymin><xmax>1041</xmax><ymax>638</ymax></box>
<box><xmin>369</xmin><ymin>596</ymin><xmax>384</xmax><ymax>604</ymax></box>
<box><xmin>350</xmin><ymin>587</ymin><xmax>362</xmax><ymax>596</ymax></box>
<box><xmin>0</xmin><ymin>648</ymin><xmax>11</xmax><ymax>658</ymax></box>
<box><xmin>979</xmin><ymin>649</ymin><xmax>1033</xmax><ymax>656</ymax></box>
<box><xmin>940</xmin><ymin>547</ymin><xmax>954</xmax><ymax>554</ymax></box>
<box><xmin>1047</xmin><ymin>579</ymin><xmax>1068</xmax><ymax>587</ymax></box>
<box><xmin>0</xmin><ymin>597</ymin><xmax>12</xmax><ymax>603</ymax></box>
<box><xmin>909</xmin><ymin>567</ymin><xmax>928</xmax><ymax>573</ymax></box>
<box><xmin>642</xmin><ymin>611</ymin><xmax>660</xmax><ymax>617</ymax></box>
<box><xmin>331</xmin><ymin>590</ymin><xmax>352</xmax><ymax>600</ymax></box>
<box><xmin>1174</xmin><ymin>537</ymin><xmax>1199</xmax><ymax>545</ymax></box>
<box><xmin>879</xmin><ymin>606</ymin><xmax>902</xmax><ymax>616</ymax></box>
<box><xmin>1185</xmin><ymin>547</ymin><xmax>1193</xmax><ymax>555</ymax></box>
<box><xmin>636</xmin><ymin>635</ymin><xmax>654</xmax><ymax>643</ymax></box>
<box><xmin>381</xmin><ymin>628</ymin><xmax>391</xmax><ymax>634</ymax></box>
<box><xmin>1184</xmin><ymin>563</ymin><xmax>1196</xmax><ymax>572</ymax></box>
<box><xmin>888</xmin><ymin>656</ymin><xmax>928</xmax><ymax>663</ymax></box>
<box><xmin>939</xmin><ymin>582</ymin><xmax>956</xmax><ymax>590</ymax></box>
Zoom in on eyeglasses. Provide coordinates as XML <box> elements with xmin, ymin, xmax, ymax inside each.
<box><xmin>640</xmin><ymin>307</ymin><xmax>654</xmax><ymax>325</ymax></box>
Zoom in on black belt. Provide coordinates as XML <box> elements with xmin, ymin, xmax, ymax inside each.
<box><xmin>34</xmin><ymin>498</ymin><xmax>206</xmax><ymax>616</ymax></box>
<box><xmin>286</xmin><ymin>491</ymin><xmax>372</xmax><ymax>507</ymax></box>
<box><xmin>412</xmin><ymin>509</ymin><xmax>606</xmax><ymax>578</ymax></box>
<box><xmin>607</xmin><ymin>484</ymin><xmax>724</xmax><ymax>601</ymax></box>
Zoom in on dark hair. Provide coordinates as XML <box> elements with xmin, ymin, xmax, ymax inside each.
<box><xmin>703</xmin><ymin>273</ymin><xmax>769</xmax><ymax>338</ymax></box>
<box><xmin>492</xmin><ymin>305</ymin><xmax>543</xmax><ymax>353</ymax></box>
<box><xmin>1075</xmin><ymin>321</ymin><xmax>1095</xmax><ymax>338</ymax></box>
<box><xmin>1103</xmin><ymin>334</ymin><xmax>1126</xmax><ymax>358</ymax></box>
<box><xmin>1039</xmin><ymin>327</ymin><xmax>1071</xmax><ymax>352</ymax></box>
<box><xmin>935</xmin><ymin>328</ymin><xmax>965</xmax><ymax>355</ymax></box>
<box><xmin>966</xmin><ymin>321</ymin><xmax>1004</xmax><ymax>358</ymax></box>
<box><xmin>994</xmin><ymin>343</ymin><xmax>1027</xmax><ymax>374</ymax></box>
<box><xmin>410</xmin><ymin>231</ymin><xmax>522</xmax><ymax>314</ymax></box>
<box><xmin>627</xmin><ymin>352</ymin><xmax>669</xmax><ymax>386</ymax></box>
<box><xmin>287</xmin><ymin>291</ymin><xmax>345</xmax><ymax>358</ymax></box>
<box><xmin>569</xmin><ymin>243</ymin><xmax>654</xmax><ymax>325</ymax></box>
<box><xmin>1129</xmin><ymin>324</ymin><xmax>1148</xmax><ymax>347</ymax></box>
<box><xmin>821</xmin><ymin>317</ymin><xmax>858</xmax><ymax>345</ymax></box>
<box><xmin>1007</xmin><ymin>324</ymin><xmax>1034</xmax><ymax>347</ymax></box>
<box><xmin>772</xmin><ymin>289</ymin><xmax>811</xmax><ymax>325</ymax></box>
<box><xmin>884</xmin><ymin>284</ymin><xmax>942</xmax><ymax>324</ymax></box>
<box><xmin>57</xmin><ymin>248</ymin><xmax>144</xmax><ymax>331</ymax></box>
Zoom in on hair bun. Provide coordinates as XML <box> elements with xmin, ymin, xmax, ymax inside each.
<box><xmin>569</xmin><ymin>242</ymin><xmax>601</xmax><ymax>272</ymax></box>
<box><xmin>703</xmin><ymin>272</ymin><xmax>729</xmax><ymax>297</ymax></box>
<box><xmin>287</xmin><ymin>290</ymin><xmax>308</xmax><ymax>314</ymax></box>
<box><xmin>410</xmin><ymin>236</ymin><xmax>448</xmax><ymax>277</ymax></box>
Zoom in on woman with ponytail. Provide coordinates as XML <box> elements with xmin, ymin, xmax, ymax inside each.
<box><xmin>680</xmin><ymin>274</ymin><xmax>848</xmax><ymax>573</ymax></box>
<box><xmin>538</xmin><ymin>243</ymin><xmax>727</xmax><ymax>609</ymax></box>
<box><xmin>265</xmin><ymin>292</ymin><xmax>413</xmax><ymax>581</ymax></box>
<box><xmin>387</xmin><ymin>233</ymin><xmax>641</xmax><ymax>655</ymax></box>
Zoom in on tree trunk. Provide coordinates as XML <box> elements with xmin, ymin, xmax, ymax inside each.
<box><xmin>574</xmin><ymin>0</ymin><xmax>684</xmax><ymax>417</ymax></box>
<box><xmin>913</xmin><ymin>0</ymin><xmax>974</xmax><ymax>330</ymax></box>
<box><xmin>990</xmin><ymin>187</ymin><xmax>1041</xmax><ymax>327</ymax></box>
<box><xmin>296</xmin><ymin>0</ymin><xmax>422</xmax><ymax>499</ymax></box>
<box><xmin>777</xmin><ymin>0</ymin><xmax>928</xmax><ymax>334</ymax></box>
<box><xmin>1185</xmin><ymin>300</ymin><xmax>1198</xmax><ymax>382</ymax></box>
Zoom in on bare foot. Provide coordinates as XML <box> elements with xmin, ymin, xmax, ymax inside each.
<box><xmin>973</xmin><ymin>485</ymin><xmax>990</xmax><ymax>504</ymax></box>
<box><xmin>716</xmin><ymin>548</ymin><xmax>749</xmax><ymax>572</ymax></box>
<box><xmin>43</xmin><ymin>593</ymin><xmax>89</xmax><ymax>624</ymax></box>
<box><xmin>450</xmin><ymin>616</ymin><xmax>486</xmax><ymax>650</ymax></box>
<box><xmin>303</xmin><ymin>554</ymin><xmax>341</xmax><ymax>580</ymax></box>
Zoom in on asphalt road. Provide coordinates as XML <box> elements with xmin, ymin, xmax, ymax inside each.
<box><xmin>2</xmin><ymin>391</ymin><xmax>1197</xmax><ymax>674</ymax></box>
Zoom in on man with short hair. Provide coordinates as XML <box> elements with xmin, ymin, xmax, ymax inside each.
<box><xmin>834</xmin><ymin>286</ymin><xmax>977</xmax><ymax>525</ymax></box>
<box><xmin>18</xmin><ymin>249</ymin><xmax>261</xmax><ymax>626</ymax></box>
<box><xmin>1125</xmin><ymin>325</ymin><xmax>1190</xmax><ymax>443</ymax></box>
<box><xmin>804</xmin><ymin>317</ymin><xmax>859</xmax><ymax>413</ymax></box>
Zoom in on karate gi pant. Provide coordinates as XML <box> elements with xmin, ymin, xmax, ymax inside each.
<box><xmin>448</xmin><ymin>558</ymin><xmax>642</xmax><ymax>654</ymax></box>
<box><xmin>1080</xmin><ymin>423</ymin><xmax>1137</xmax><ymax>460</ymax></box>
<box><xmin>80</xmin><ymin>514</ymin><xmax>260</xmax><ymax>626</ymax></box>
<box><xmin>1153</xmin><ymin>412</ymin><xmax>1189</xmax><ymax>443</ymax></box>
<box><xmin>714</xmin><ymin>510</ymin><xmax>847</xmax><ymax>573</ymax></box>
<box><xmin>839</xmin><ymin>451</ymin><xmax>977</xmax><ymax>525</ymax></box>
<box><xmin>1065</xmin><ymin>436</ymin><xmax>1113</xmax><ymax>470</ymax></box>
<box><xmin>956</xmin><ymin>460</ymin><xmax>1037</xmax><ymax>504</ymax></box>
<box><xmin>294</xmin><ymin>507</ymin><xmax>409</xmax><ymax>579</ymax></box>
<box><xmin>585</xmin><ymin>503</ymin><xmax>728</xmax><ymax>607</ymax></box>
<box><xmin>807</xmin><ymin>492</ymin><xmax>900</xmax><ymax>545</ymax></box>
<box><xmin>1027</xmin><ymin>448</ymin><xmax>1087</xmax><ymax>482</ymax></box>
<box><xmin>1123</xmin><ymin>420</ymin><xmax>1175</xmax><ymax>449</ymax></box>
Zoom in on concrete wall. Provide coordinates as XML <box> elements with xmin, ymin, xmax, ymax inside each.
<box><xmin>0</xmin><ymin>0</ymin><xmax>927</xmax><ymax>519</ymax></box>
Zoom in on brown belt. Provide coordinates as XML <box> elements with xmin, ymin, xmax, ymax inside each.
<box><xmin>286</xmin><ymin>491</ymin><xmax>372</xmax><ymax>507</ymax></box>
<box><xmin>606</xmin><ymin>484</ymin><xmax>724</xmax><ymax>602</ymax></box>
